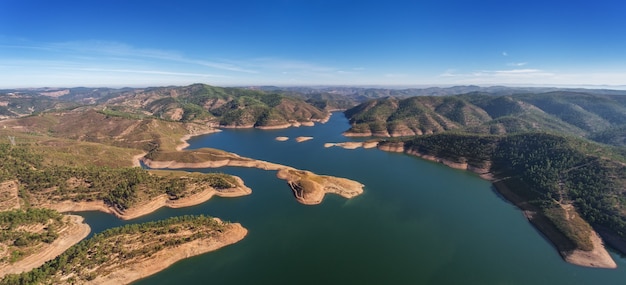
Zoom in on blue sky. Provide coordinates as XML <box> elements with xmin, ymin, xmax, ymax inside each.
<box><xmin>1</xmin><ymin>0</ymin><xmax>625</xmax><ymax>88</ymax></box>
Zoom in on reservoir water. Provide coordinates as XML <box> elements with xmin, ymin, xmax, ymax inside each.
<box><xmin>80</xmin><ymin>113</ymin><xmax>626</xmax><ymax>284</ymax></box>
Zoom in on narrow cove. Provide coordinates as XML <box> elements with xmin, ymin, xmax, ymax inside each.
<box><xmin>79</xmin><ymin>113</ymin><xmax>626</xmax><ymax>285</ymax></box>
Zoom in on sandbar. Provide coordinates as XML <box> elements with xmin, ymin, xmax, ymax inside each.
<box><xmin>324</xmin><ymin>141</ymin><xmax>379</xmax><ymax>149</ymax></box>
<box><xmin>564</xmin><ymin>231</ymin><xmax>616</xmax><ymax>268</ymax></box>
<box><xmin>275</xmin><ymin>136</ymin><xmax>289</xmax><ymax>141</ymax></box>
<box><xmin>295</xmin><ymin>136</ymin><xmax>313</xmax><ymax>143</ymax></box>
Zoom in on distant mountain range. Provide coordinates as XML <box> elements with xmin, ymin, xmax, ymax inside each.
<box><xmin>4</xmin><ymin>84</ymin><xmax>625</xmax><ymax>124</ymax></box>
<box><xmin>342</xmin><ymin>91</ymin><xmax>626</xmax><ymax>147</ymax></box>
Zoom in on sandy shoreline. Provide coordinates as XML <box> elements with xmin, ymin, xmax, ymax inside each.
<box><xmin>142</xmin><ymin>128</ymin><xmax>364</xmax><ymax>206</ymax></box>
<box><xmin>295</xmin><ymin>136</ymin><xmax>313</xmax><ymax>143</ymax></box>
<box><xmin>132</xmin><ymin>152</ymin><xmax>147</xmax><ymax>167</ymax></box>
<box><xmin>176</xmin><ymin>129</ymin><xmax>222</xmax><ymax>151</ymax></box>
<box><xmin>0</xmin><ymin>215</ymin><xmax>91</xmax><ymax>277</ymax></box>
<box><xmin>218</xmin><ymin>116</ymin><xmax>328</xmax><ymax>131</ymax></box>
<box><xmin>89</xmin><ymin>222</ymin><xmax>247</xmax><ymax>285</ymax></box>
<box><xmin>564</xmin><ymin>231</ymin><xmax>616</xmax><ymax>268</ymax></box>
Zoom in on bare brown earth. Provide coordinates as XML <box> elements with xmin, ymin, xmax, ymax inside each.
<box><xmin>132</xmin><ymin>152</ymin><xmax>147</xmax><ymax>167</ymax></box>
<box><xmin>241</xmin><ymin>118</ymin><xmax>320</xmax><ymax>130</ymax></box>
<box><xmin>564</xmin><ymin>222</ymin><xmax>617</xmax><ymax>268</ymax></box>
<box><xmin>0</xmin><ymin>180</ymin><xmax>20</xmax><ymax>211</ymax></box>
<box><xmin>276</xmin><ymin>169</ymin><xmax>364</xmax><ymax>205</ymax></box>
<box><xmin>372</xmin><ymin>141</ymin><xmax>617</xmax><ymax>269</ymax></box>
<box><xmin>216</xmin><ymin>124</ymin><xmax>255</xmax><ymax>129</ymax></box>
<box><xmin>176</xmin><ymin>129</ymin><xmax>222</xmax><ymax>151</ymax></box>
<box><xmin>257</xmin><ymin>123</ymin><xmax>293</xmax><ymax>130</ymax></box>
<box><xmin>79</xmin><ymin>221</ymin><xmax>247</xmax><ymax>285</ymax></box>
<box><xmin>0</xmin><ymin>215</ymin><xmax>91</xmax><ymax>277</ymax></box>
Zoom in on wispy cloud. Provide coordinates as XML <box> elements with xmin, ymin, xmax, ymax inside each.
<box><xmin>489</xmin><ymin>69</ymin><xmax>551</xmax><ymax>76</ymax></box>
<box><xmin>74</xmin><ymin>67</ymin><xmax>227</xmax><ymax>78</ymax></box>
<box><xmin>438</xmin><ymin>68</ymin><xmax>557</xmax><ymax>84</ymax></box>
<box><xmin>507</xmin><ymin>62</ymin><xmax>528</xmax><ymax>67</ymax></box>
<box><xmin>384</xmin><ymin>73</ymin><xmax>410</xmax><ymax>78</ymax></box>
<box><xmin>237</xmin><ymin>57</ymin><xmax>355</xmax><ymax>80</ymax></box>
<box><xmin>246</xmin><ymin>57</ymin><xmax>337</xmax><ymax>72</ymax></box>
<box><xmin>502</xmin><ymin>51</ymin><xmax>508</xmax><ymax>56</ymax></box>
<box><xmin>4</xmin><ymin>40</ymin><xmax>258</xmax><ymax>74</ymax></box>
<box><xmin>0</xmin><ymin>39</ymin><xmax>367</xmax><ymax>86</ymax></box>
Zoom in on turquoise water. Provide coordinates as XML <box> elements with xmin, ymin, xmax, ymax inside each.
<box><xmin>80</xmin><ymin>113</ymin><xmax>626</xmax><ymax>284</ymax></box>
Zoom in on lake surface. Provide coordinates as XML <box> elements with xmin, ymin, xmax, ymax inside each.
<box><xmin>81</xmin><ymin>113</ymin><xmax>626</xmax><ymax>284</ymax></box>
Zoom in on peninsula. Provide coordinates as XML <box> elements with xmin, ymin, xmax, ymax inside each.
<box><xmin>1</xmin><ymin>215</ymin><xmax>246</xmax><ymax>285</ymax></box>
<box><xmin>141</xmin><ymin>147</ymin><xmax>364</xmax><ymax>205</ymax></box>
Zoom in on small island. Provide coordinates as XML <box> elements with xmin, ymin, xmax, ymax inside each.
<box><xmin>324</xmin><ymin>141</ymin><xmax>379</xmax><ymax>149</ymax></box>
<box><xmin>277</xmin><ymin>168</ymin><xmax>363</xmax><ymax>205</ymax></box>
<box><xmin>295</xmin><ymin>136</ymin><xmax>313</xmax><ymax>143</ymax></box>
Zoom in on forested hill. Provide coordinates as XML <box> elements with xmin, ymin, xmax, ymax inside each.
<box><xmin>1</xmin><ymin>84</ymin><xmax>329</xmax><ymax>128</ymax></box>
<box><xmin>343</xmin><ymin>92</ymin><xmax>626</xmax><ymax>146</ymax></box>
<box><xmin>345</xmin><ymin>90</ymin><xmax>626</xmax><ymax>254</ymax></box>
<box><xmin>380</xmin><ymin>132</ymin><xmax>626</xmax><ymax>255</ymax></box>
<box><xmin>99</xmin><ymin>84</ymin><xmax>329</xmax><ymax>128</ymax></box>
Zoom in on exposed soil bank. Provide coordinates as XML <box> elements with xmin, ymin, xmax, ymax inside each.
<box><xmin>90</xmin><ymin>222</ymin><xmax>247</xmax><ymax>285</ymax></box>
<box><xmin>0</xmin><ymin>215</ymin><xmax>91</xmax><ymax>277</ymax></box>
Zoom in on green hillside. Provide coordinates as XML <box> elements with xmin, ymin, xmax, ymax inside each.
<box><xmin>105</xmin><ymin>84</ymin><xmax>328</xmax><ymax>127</ymax></box>
<box><xmin>344</xmin><ymin>92</ymin><xmax>626</xmax><ymax>145</ymax></box>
